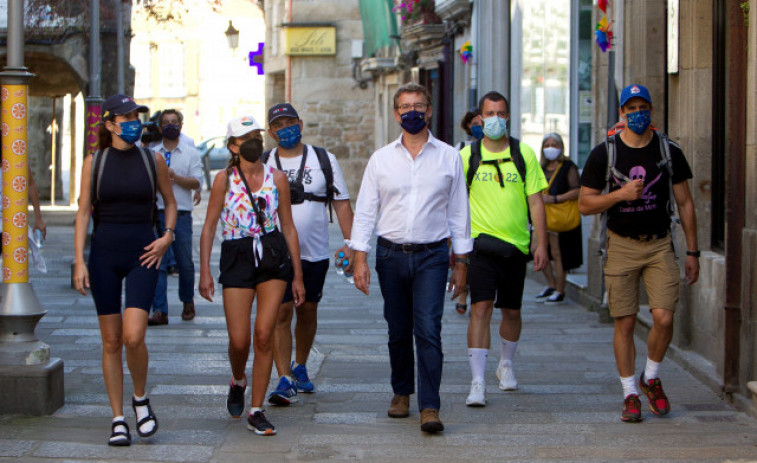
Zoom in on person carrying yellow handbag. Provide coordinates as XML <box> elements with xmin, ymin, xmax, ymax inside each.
<box><xmin>533</xmin><ymin>133</ymin><xmax>583</xmax><ymax>304</ymax></box>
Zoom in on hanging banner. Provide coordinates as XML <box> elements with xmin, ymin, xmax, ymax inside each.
<box><xmin>85</xmin><ymin>102</ymin><xmax>102</xmax><ymax>157</ymax></box>
<box><xmin>1</xmin><ymin>84</ymin><xmax>29</xmax><ymax>282</ymax></box>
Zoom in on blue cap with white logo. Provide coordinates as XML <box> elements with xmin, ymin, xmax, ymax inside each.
<box><xmin>619</xmin><ymin>84</ymin><xmax>652</xmax><ymax>108</ymax></box>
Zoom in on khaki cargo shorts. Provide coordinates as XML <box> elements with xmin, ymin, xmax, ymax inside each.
<box><xmin>604</xmin><ymin>230</ymin><xmax>680</xmax><ymax>318</ymax></box>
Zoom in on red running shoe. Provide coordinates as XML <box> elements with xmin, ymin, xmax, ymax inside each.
<box><xmin>621</xmin><ymin>394</ymin><xmax>643</xmax><ymax>422</ymax></box>
<box><xmin>639</xmin><ymin>373</ymin><xmax>670</xmax><ymax>415</ymax></box>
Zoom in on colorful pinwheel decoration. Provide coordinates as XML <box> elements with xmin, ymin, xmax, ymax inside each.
<box><xmin>595</xmin><ymin>0</ymin><xmax>613</xmax><ymax>52</ymax></box>
<box><xmin>460</xmin><ymin>41</ymin><xmax>473</xmax><ymax>64</ymax></box>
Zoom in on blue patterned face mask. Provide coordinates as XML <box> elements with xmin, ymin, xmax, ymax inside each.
<box><xmin>276</xmin><ymin>124</ymin><xmax>302</xmax><ymax>149</ymax></box>
<box><xmin>117</xmin><ymin>120</ymin><xmax>143</xmax><ymax>144</ymax></box>
<box><xmin>471</xmin><ymin>124</ymin><xmax>484</xmax><ymax>140</ymax></box>
<box><xmin>625</xmin><ymin>110</ymin><xmax>651</xmax><ymax>135</ymax></box>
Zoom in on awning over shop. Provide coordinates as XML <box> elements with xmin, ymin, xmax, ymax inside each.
<box><xmin>358</xmin><ymin>0</ymin><xmax>398</xmax><ymax>57</ymax></box>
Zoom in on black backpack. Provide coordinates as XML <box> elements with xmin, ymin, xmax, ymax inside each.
<box><xmin>90</xmin><ymin>146</ymin><xmax>158</xmax><ymax>228</ymax></box>
<box><xmin>466</xmin><ymin>137</ymin><xmax>527</xmax><ymax>193</ymax></box>
<box><xmin>261</xmin><ymin>145</ymin><xmax>340</xmax><ymax>222</ymax></box>
<box><xmin>599</xmin><ymin>127</ymin><xmax>680</xmax><ymax>264</ymax></box>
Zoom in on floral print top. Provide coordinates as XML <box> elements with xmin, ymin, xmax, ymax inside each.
<box><xmin>221</xmin><ymin>165</ymin><xmax>280</xmax><ymax>241</ymax></box>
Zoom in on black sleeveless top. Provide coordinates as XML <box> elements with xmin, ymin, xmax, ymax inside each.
<box><xmin>545</xmin><ymin>160</ymin><xmax>578</xmax><ymax>196</ymax></box>
<box><xmin>94</xmin><ymin>146</ymin><xmax>154</xmax><ymax>224</ymax></box>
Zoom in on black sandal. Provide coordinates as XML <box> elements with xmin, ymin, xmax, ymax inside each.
<box><xmin>132</xmin><ymin>396</ymin><xmax>159</xmax><ymax>438</ymax></box>
<box><xmin>108</xmin><ymin>419</ymin><xmax>131</xmax><ymax>446</ymax></box>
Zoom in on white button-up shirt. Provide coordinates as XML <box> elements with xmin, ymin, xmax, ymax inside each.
<box><xmin>349</xmin><ymin>132</ymin><xmax>473</xmax><ymax>255</ymax></box>
<box><xmin>154</xmin><ymin>141</ymin><xmax>203</xmax><ymax>212</ymax></box>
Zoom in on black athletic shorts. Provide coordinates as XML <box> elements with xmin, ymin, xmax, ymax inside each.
<box><xmin>468</xmin><ymin>248</ymin><xmax>528</xmax><ymax>309</ymax></box>
<box><xmin>283</xmin><ymin>258</ymin><xmax>329</xmax><ymax>304</ymax></box>
<box><xmin>219</xmin><ymin>237</ymin><xmax>293</xmax><ymax>289</ymax></box>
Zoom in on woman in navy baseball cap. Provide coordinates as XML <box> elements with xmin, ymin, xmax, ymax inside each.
<box><xmin>73</xmin><ymin>94</ymin><xmax>176</xmax><ymax>446</ymax></box>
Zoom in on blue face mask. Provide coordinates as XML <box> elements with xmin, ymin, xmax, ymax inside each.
<box><xmin>625</xmin><ymin>109</ymin><xmax>651</xmax><ymax>135</ymax></box>
<box><xmin>471</xmin><ymin>124</ymin><xmax>484</xmax><ymax>140</ymax></box>
<box><xmin>483</xmin><ymin>116</ymin><xmax>508</xmax><ymax>140</ymax></box>
<box><xmin>117</xmin><ymin>120</ymin><xmax>143</xmax><ymax>144</ymax></box>
<box><xmin>276</xmin><ymin>124</ymin><xmax>302</xmax><ymax>149</ymax></box>
<box><xmin>400</xmin><ymin>110</ymin><xmax>427</xmax><ymax>135</ymax></box>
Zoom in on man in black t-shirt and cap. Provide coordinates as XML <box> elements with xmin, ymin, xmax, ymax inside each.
<box><xmin>579</xmin><ymin>84</ymin><xmax>700</xmax><ymax>424</ymax></box>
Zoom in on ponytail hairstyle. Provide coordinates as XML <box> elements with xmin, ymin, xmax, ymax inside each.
<box><xmin>97</xmin><ymin>117</ymin><xmax>115</xmax><ymax>151</ymax></box>
<box><xmin>224</xmin><ymin>136</ymin><xmax>242</xmax><ymax>191</ymax></box>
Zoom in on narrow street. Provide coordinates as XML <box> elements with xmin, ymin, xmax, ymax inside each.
<box><xmin>1</xmin><ymin>201</ymin><xmax>756</xmax><ymax>462</ymax></box>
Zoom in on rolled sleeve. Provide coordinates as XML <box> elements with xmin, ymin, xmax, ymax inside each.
<box><xmin>187</xmin><ymin>147</ymin><xmax>204</xmax><ymax>185</ymax></box>
<box><xmin>447</xmin><ymin>152</ymin><xmax>473</xmax><ymax>255</ymax></box>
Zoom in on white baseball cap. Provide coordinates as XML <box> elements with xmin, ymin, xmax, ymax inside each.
<box><xmin>226</xmin><ymin>115</ymin><xmax>263</xmax><ymax>139</ymax></box>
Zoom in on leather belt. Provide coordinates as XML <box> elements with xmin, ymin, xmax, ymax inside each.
<box><xmin>377</xmin><ymin>236</ymin><xmax>447</xmax><ymax>253</ymax></box>
<box><xmin>625</xmin><ymin>232</ymin><xmax>668</xmax><ymax>241</ymax></box>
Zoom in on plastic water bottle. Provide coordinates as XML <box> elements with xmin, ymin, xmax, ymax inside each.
<box><xmin>33</xmin><ymin>229</ymin><xmax>44</xmax><ymax>249</ymax></box>
<box><xmin>342</xmin><ymin>259</ymin><xmax>354</xmax><ymax>284</ymax></box>
<box><xmin>335</xmin><ymin>251</ymin><xmax>345</xmax><ymax>275</ymax></box>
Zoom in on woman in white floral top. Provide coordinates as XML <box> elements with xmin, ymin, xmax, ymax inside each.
<box><xmin>199</xmin><ymin>115</ymin><xmax>304</xmax><ymax>436</ymax></box>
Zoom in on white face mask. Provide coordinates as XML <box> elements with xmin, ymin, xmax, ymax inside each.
<box><xmin>543</xmin><ymin>147</ymin><xmax>562</xmax><ymax>161</ymax></box>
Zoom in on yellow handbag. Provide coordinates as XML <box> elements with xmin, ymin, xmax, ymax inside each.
<box><xmin>543</xmin><ymin>162</ymin><xmax>581</xmax><ymax>233</ymax></box>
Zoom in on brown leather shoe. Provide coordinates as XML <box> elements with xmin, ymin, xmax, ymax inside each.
<box><xmin>387</xmin><ymin>394</ymin><xmax>409</xmax><ymax>418</ymax></box>
<box><xmin>181</xmin><ymin>301</ymin><xmax>195</xmax><ymax>321</ymax></box>
<box><xmin>147</xmin><ymin>311</ymin><xmax>168</xmax><ymax>326</ymax></box>
<box><xmin>420</xmin><ymin>408</ymin><xmax>444</xmax><ymax>433</ymax></box>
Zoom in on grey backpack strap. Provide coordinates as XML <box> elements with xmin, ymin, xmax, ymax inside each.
<box><xmin>599</xmin><ymin>135</ymin><xmax>616</xmax><ymax>269</ymax></box>
<box><xmin>137</xmin><ymin>146</ymin><xmax>157</xmax><ymax>199</ymax></box>
<box><xmin>658</xmin><ymin>133</ymin><xmax>680</xmax><ymax>258</ymax></box>
<box><xmin>91</xmin><ymin>147</ymin><xmax>110</xmax><ymax>203</ymax></box>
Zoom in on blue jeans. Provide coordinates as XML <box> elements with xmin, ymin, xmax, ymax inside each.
<box><xmin>152</xmin><ymin>211</ymin><xmax>195</xmax><ymax>314</ymax></box>
<box><xmin>375</xmin><ymin>240</ymin><xmax>448</xmax><ymax>411</ymax></box>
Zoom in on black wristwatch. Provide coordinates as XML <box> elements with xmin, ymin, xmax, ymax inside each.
<box><xmin>686</xmin><ymin>250</ymin><xmax>701</xmax><ymax>258</ymax></box>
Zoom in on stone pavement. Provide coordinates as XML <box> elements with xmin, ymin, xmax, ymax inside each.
<box><xmin>2</xmin><ymin>202</ymin><xmax>757</xmax><ymax>463</ymax></box>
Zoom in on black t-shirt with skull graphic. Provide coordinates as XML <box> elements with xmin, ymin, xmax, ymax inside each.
<box><xmin>581</xmin><ymin>132</ymin><xmax>693</xmax><ymax>237</ymax></box>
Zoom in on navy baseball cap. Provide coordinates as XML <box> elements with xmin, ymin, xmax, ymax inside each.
<box><xmin>267</xmin><ymin>103</ymin><xmax>299</xmax><ymax>125</ymax></box>
<box><xmin>619</xmin><ymin>84</ymin><xmax>652</xmax><ymax>107</ymax></box>
<box><xmin>101</xmin><ymin>94</ymin><xmax>148</xmax><ymax>121</ymax></box>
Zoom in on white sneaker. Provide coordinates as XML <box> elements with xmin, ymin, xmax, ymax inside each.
<box><xmin>465</xmin><ymin>381</ymin><xmax>486</xmax><ymax>407</ymax></box>
<box><xmin>496</xmin><ymin>361</ymin><xmax>518</xmax><ymax>391</ymax></box>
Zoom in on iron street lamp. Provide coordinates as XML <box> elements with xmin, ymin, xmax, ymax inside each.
<box><xmin>225</xmin><ymin>20</ymin><xmax>240</xmax><ymax>50</ymax></box>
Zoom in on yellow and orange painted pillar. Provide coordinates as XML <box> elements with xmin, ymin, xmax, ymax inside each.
<box><xmin>1</xmin><ymin>84</ymin><xmax>29</xmax><ymax>283</ymax></box>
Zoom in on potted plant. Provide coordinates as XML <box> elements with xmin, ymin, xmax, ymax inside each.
<box><xmin>393</xmin><ymin>0</ymin><xmax>441</xmax><ymax>25</ymax></box>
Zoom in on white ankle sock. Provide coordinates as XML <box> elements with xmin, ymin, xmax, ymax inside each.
<box><xmin>644</xmin><ymin>358</ymin><xmax>660</xmax><ymax>381</ymax></box>
<box><xmin>499</xmin><ymin>337</ymin><xmax>518</xmax><ymax>367</ymax></box>
<box><xmin>232</xmin><ymin>375</ymin><xmax>246</xmax><ymax>387</ymax></box>
<box><xmin>112</xmin><ymin>415</ymin><xmax>127</xmax><ymax>434</ymax></box>
<box><xmin>468</xmin><ymin>348</ymin><xmax>488</xmax><ymax>383</ymax></box>
<box><xmin>620</xmin><ymin>376</ymin><xmax>638</xmax><ymax>398</ymax></box>
<box><xmin>249</xmin><ymin>406</ymin><xmax>262</xmax><ymax>415</ymax></box>
<box><xmin>133</xmin><ymin>395</ymin><xmax>155</xmax><ymax>435</ymax></box>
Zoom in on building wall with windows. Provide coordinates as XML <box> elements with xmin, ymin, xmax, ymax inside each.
<box><xmin>263</xmin><ymin>0</ymin><xmax>373</xmax><ymax>201</ymax></box>
<box><xmin>130</xmin><ymin>0</ymin><xmax>266</xmax><ymax>145</ymax></box>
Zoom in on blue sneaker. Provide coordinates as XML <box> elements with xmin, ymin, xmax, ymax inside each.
<box><xmin>291</xmin><ymin>362</ymin><xmax>314</xmax><ymax>393</ymax></box>
<box><xmin>267</xmin><ymin>376</ymin><xmax>298</xmax><ymax>406</ymax></box>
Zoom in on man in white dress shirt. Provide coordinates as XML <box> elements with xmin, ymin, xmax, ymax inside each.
<box><xmin>147</xmin><ymin>109</ymin><xmax>203</xmax><ymax>325</ymax></box>
<box><xmin>350</xmin><ymin>83</ymin><xmax>473</xmax><ymax>433</ymax></box>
